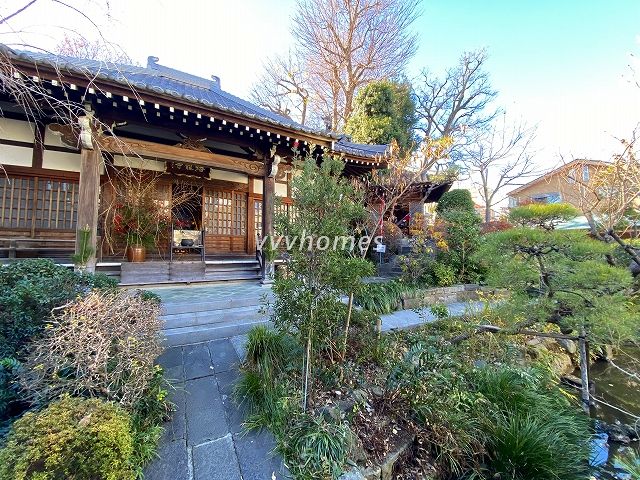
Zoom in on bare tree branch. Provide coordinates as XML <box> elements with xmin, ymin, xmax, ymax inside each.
<box><xmin>291</xmin><ymin>0</ymin><xmax>421</xmax><ymax>130</ymax></box>
<box><xmin>415</xmin><ymin>49</ymin><xmax>498</xmax><ymax>161</ymax></box>
<box><xmin>462</xmin><ymin>113</ymin><xmax>538</xmax><ymax>222</ymax></box>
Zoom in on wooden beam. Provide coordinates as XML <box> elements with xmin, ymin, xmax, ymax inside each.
<box><xmin>76</xmin><ymin>147</ymin><xmax>101</xmax><ymax>272</ymax></box>
<box><xmin>97</xmin><ymin>135</ymin><xmax>266</xmax><ymax>177</ymax></box>
<box><xmin>262</xmin><ymin>164</ymin><xmax>275</xmax><ymax>282</ymax></box>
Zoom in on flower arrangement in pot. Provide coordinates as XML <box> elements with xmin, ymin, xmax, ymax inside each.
<box><xmin>112</xmin><ymin>184</ymin><xmax>168</xmax><ymax>263</ymax></box>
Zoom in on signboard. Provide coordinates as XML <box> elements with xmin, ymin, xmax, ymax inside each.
<box><xmin>374</xmin><ymin>243</ymin><xmax>386</xmax><ymax>253</ymax></box>
<box><xmin>167</xmin><ymin>161</ymin><xmax>210</xmax><ymax>179</ymax></box>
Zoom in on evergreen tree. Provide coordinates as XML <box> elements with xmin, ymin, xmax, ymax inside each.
<box><xmin>345</xmin><ymin>80</ymin><xmax>417</xmax><ymax>151</ymax></box>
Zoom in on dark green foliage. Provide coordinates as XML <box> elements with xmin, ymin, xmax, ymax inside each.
<box><xmin>436</xmin><ymin>210</ymin><xmax>483</xmax><ymax>284</ymax></box>
<box><xmin>435</xmin><ymin>189</ymin><xmax>476</xmax><ymax>215</ymax></box>
<box><xmin>272</xmin><ymin>155</ymin><xmax>373</xmax><ymax>357</ymax></box>
<box><xmin>0</xmin><ymin>396</ymin><xmax>136</xmax><ymax>480</ymax></box>
<box><xmin>0</xmin><ymin>259</ymin><xmax>117</xmax><ymax>359</ymax></box>
<box><xmin>476</xmin><ymin>228</ymin><xmax>637</xmax><ymax>343</ymax></box>
<box><xmin>129</xmin><ymin>367</ymin><xmax>173</xmax><ymax>476</ymax></box>
<box><xmin>353</xmin><ymin>280</ymin><xmax>410</xmax><ymax>314</ymax></box>
<box><xmin>245</xmin><ymin>326</ymin><xmax>290</xmax><ymax>375</ymax></box>
<box><xmin>0</xmin><ymin>358</ymin><xmax>20</xmax><ymax>424</ymax></box>
<box><xmin>508</xmin><ymin>202</ymin><xmax>579</xmax><ymax>230</ymax></box>
<box><xmin>280</xmin><ymin>413</ymin><xmax>352</xmax><ymax>480</ymax></box>
<box><xmin>344</xmin><ymin>80</ymin><xmax>417</xmax><ymax>151</ymax></box>
<box><xmin>473</xmin><ymin>367</ymin><xmax>591</xmax><ymax>480</ymax></box>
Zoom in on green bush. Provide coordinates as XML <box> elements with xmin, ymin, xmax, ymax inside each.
<box><xmin>0</xmin><ymin>396</ymin><xmax>135</xmax><ymax>480</ymax></box>
<box><xmin>245</xmin><ymin>325</ymin><xmax>287</xmax><ymax>375</ymax></box>
<box><xmin>435</xmin><ymin>189</ymin><xmax>476</xmax><ymax>215</ymax></box>
<box><xmin>281</xmin><ymin>414</ymin><xmax>352</xmax><ymax>480</ymax></box>
<box><xmin>0</xmin><ymin>357</ymin><xmax>20</xmax><ymax>422</ymax></box>
<box><xmin>508</xmin><ymin>202</ymin><xmax>579</xmax><ymax>230</ymax></box>
<box><xmin>473</xmin><ymin>366</ymin><xmax>591</xmax><ymax>480</ymax></box>
<box><xmin>353</xmin><ymin>280</ymin><xmax>409</xmax><ymax>314</ymax></box>
<box><xmin>0</xmin><ymin>259</ymin><xmax>117</xmax><ymax>359</ymax></box>
<box><xmin>432</xmin><ymin>262</ymin><xmax>456</xmax><ymax>287</ymax></box>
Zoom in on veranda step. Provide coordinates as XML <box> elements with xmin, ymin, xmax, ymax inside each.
<box><xmin>161</xmin><ymin>305</ymin><xmax>265</xmax><ymax>330</ymax></box>
<box><xmin>161</xmin><ymin>295</ymin><xmax>271</xmax><ymax>315</ymax></box>
<box><xmin>162</xmin><ymin>317</ymin><xmax>270</xmax><ymax>346</ymax></box>
<box><xmin>204</xmin><ymin>271</ymin><xmax>262</xmax><ymax>281</ymax></box>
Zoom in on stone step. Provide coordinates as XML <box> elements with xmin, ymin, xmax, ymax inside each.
<box><xmin>163</xmin><ymin>318</ymin><xmax>270</xmax><ymax>346</ymax></box>
<box><xmin>205</xmin><ymin>264</ymin><xmax>261</xmax><ymax>272</ymax></box>
<box><xmin>204</xmin><ymin>271</ymin><xmax>262</xmax><ymax>281</ymax></box>
<box><xmin>162</xmin><ymin>305</ymin><xmax>265</xmax><ymax>330</ymax></box>
<box><xmin>161</xmin><ymin>295</ymin><xmax>272</xmax><ymax>315</ymax></box>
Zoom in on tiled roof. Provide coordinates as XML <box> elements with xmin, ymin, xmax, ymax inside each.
<box><xmin>332</xmin><ymin>138</ymin><xmax>389</xmax><ymax>159</ymax></box>
<box><xmin>2</xmin><ymin>45</ymin><xmax>388</xmax><ymax>159</ymax></box>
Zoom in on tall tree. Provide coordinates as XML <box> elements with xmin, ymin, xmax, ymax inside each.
<box><xmin>289</xmin><ymin>0</ymin><xmax>420</xmax><ymax>130</ymax></box>
<box><xmin>344</xmin><ymin>80</ymin><xmax>416</xmax><ymax>150</ymax></box>
<box><xmin>250</xmin><ymin>51</ymin><xmax>310</xmax><ymax>124</ymax></box>
<box><xmin>463</xmin><ymin>114</ymin><xmax>538</xmax><ymax>222</ymax></box>
<box><xmin>415</xmin><ymin>49</ymin><xmax>497</xmax><ymax>159</ymax></box>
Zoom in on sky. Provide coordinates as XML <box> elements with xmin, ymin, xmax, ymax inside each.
<box><xmin>3</xmin><ymin>0</ymin><xmax>640</xmax><ymax>172</ymax></box>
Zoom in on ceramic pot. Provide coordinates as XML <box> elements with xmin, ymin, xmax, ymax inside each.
<box><xmin>127</xmin><ymin>245</ymin><xmax>146</xmax><ymax>263</ymax></box>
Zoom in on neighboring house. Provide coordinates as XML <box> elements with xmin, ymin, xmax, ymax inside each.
<box><xmin>507</xmin><ymin>159</ymin><xmax>610</xmax><ymax>209</ymax></box>
<box><xmin>0</xmin><ymin>46</ymin><xmax>397</xmax><ymax>283</ymax></box>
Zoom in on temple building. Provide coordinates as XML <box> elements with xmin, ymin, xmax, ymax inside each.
<box><xmin>0</xmin><ymin>47</ymin><xmax>389</xmax><ymax>283</ymax></box>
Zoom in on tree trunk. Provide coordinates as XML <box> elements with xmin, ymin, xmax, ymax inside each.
<box><xmin>578</xmin><ymin>326</ymin><xmax>591</xmax><ymax>414</ymax></box>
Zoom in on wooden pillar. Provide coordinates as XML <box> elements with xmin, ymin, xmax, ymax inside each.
<box><xmin>76</xmin><ymin>147</ymin><xmax>101</xmax><ymax>272</ymax></box>
<box><xmin>261</xmin><ymin>165</ymin><xmax>275</xmax><ymax>283</ymax></box>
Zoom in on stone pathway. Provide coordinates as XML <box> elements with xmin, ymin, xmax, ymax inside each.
<box><xmin>145</xmin><ymin>336</ymin><xmax>289</xmax><ymax>480</ymax></box>
<box><xmin>380</xmin><ymin>300</ymin><xmax>485</xmax><ymax>331</ymax></box>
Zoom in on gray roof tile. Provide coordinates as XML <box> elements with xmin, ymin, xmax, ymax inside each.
<box><xmin>2</xmin><ymin>45</ymin><xmax>388</xmax><ymax>159</ymax></box>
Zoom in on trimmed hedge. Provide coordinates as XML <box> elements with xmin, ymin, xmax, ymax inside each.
<box><xmin>0</xmin><ymin>396</ymin><xmax>135</xmax><ymax>480</ymax></box>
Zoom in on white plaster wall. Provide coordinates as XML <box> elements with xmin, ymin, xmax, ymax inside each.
<box><xmin>210</xmin><ymin>169</ymin><xmax>248</xmax><ymax>184</ymax></box>
<box><xmin>42</xmin><ymin>150</ymin><xmax>82</xmax><ymax>172</ymax></box>
<box><xmin>253</xmin><ymin>178</ymin><xmax>264</xmax><ymax>194</ymax></box>
<box><xmin>0</xmin><ymin>118</ymin><xmax>35</xmax><ymax>143</ymax></box>
<box><xmin>113</xmin><ymin>155</ymin><xmax>166</xmax><ymax>172</ymax></box>
<box><xmin>275</xmin><ymin>182</ymin><xmax>288</xmax><ymax>197</ymax></box>
<box><xmin>44</xmin><ymin>126</ymin><xmax>74</xmax><ymax>148</ymax></box>
<box><xmin>0</xmin><ymin>144</ymin><xmax>32</xmax><ymax>166</ymax></box>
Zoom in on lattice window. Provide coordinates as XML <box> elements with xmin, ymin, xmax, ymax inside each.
<box><xmin>204</xmin><ymin>190</ymin><xmax>247</xmax><ymax>236</ymax></box>
<box><xmin>233</xmin><ymin>193</ymin><xmax>247</xmax><ymax>236</ymax></box>
<box><xmin>0</xmin><ymin>175</ymin><xmax>78</xmax><ymax>230</ymax></box>
<box><xmin>254</xmin><ymin>199</ymin><xmax>263</xmax><ymax>237</ymax></box>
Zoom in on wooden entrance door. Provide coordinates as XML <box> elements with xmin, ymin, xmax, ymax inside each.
<box><xmin>202</xmin><ymin>187</ymin><xmax>248</xmax><ymax>254</ymax></box>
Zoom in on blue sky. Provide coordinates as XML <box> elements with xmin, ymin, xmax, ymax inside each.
<box><xmin>3</xmin><ymin>0</ymin><xmax>640</xmax><ymax>167</ymax></box>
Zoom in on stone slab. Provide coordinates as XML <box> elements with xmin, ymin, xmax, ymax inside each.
<box><xmin>208</xmin><ymin>338</ymin><xmax>240</xmax><ymax>373</ymax></box>
<box><xmin>185</xmin><ymin>376</ymin><xmax>228</xmax><ymax>446</ymax></box>
<box><xmin>143</xmin><ymin>439</ymin><xmax>189</xmax><ymax>480</ymax></box>
<box><xmin>192</xmin><ymin>434</ymin><xmax>242</xmax><ymax>480</ymax></box>
<box><xmin>157</xmin><ymin>346</ymin><xmax>185</xmax><ymax>382</ymax></box>
<box><xmin>183</xmin><ymin>342</ymin><xmax>215</xmax><ymax>380</ymax></box>
<box><xmin>216</xmin><ymin>369</ymin><xmax>245</xmax><ymax>434</ymax></box>
<box><xmin>234</xmin><ymin>430</ymin><xmax>289</xmax><ymax>480</ymax></box>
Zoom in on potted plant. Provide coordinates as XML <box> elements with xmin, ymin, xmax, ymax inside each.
<box><xmin>113</xmin><ymin>201</ymin><xmax>164</xmax><ymax>263</ymax></box>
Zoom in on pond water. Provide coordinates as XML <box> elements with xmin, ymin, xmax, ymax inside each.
<box><xmin>588</xmin><ymin>347</ymin><xmax>640</xmax><ymax>479</ymax></box>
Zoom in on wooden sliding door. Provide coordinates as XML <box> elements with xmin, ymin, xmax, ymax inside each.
<box><xmin>203</xmin><ymin>187</ymin><xmax>248</xmax><ymax>254</ymax></box>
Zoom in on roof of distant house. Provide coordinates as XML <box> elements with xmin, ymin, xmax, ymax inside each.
<box><xmin>1</xmin><ymin>46</ymin><xmax>389</xmax><ymax>160</ymax></box>
<box><xmin>507</xmin><ymin>158</ymin><xmax>609</xmax><ymax>196</ymax></box>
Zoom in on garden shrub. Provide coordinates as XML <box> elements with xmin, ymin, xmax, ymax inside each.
<box><xmin>473</xmin><ymin>366</ymin><xmax>591</xmax><ymax>480</ymax></box>
<box><xmin>20</xmin><ymin>290</ymin><xmax>164</xmax><ymax>408</ymax></box>
<box><xmin>0</xmin><ymin>259</ymin><xmax>117</xmax><ymax>359</ymax></box>
<box><xmin>435</xmin><ymin>189</ymin><xmax>476</xmax><ymax>215</ymax></box>
<box><xmin>281</xmin><ymin>413</ymin><xmax>352</xmax><ymax>480</ymax></box>
<box><xmin>431</xmin><ymin>261</ymin><xmax>456</xmax><ymax>287</ymax></box>
<box><xmin>353</xmin><ymin>279</ymin><xmax>408</xmax><ymax>314</ymax></box>
<box><xmin>0</xmin><ymin>396</ymin><xmax>135</xmax><ymax>480</ymax></box>
<box><xmin>508</xmin><ymin>202</ymin><xmax>579</xmax><ymax>230</ymax></box>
